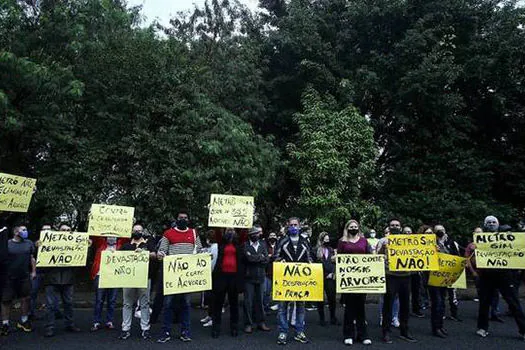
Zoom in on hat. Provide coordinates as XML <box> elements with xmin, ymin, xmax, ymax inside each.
<box><xmin>484</xmin><ymin>216</ymin><xmax>499</xmax><ymax>226</ymax></box>
<box><xmin>248</xmin><ymin>226</ymin><xmax>261</xmax><ymax>235</ymax></box>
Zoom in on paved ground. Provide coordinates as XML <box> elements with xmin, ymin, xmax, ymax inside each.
<box><xmin>1</xmin><ymin>298</ymin><xmax>525</xmax><ymax>350</ymax></box>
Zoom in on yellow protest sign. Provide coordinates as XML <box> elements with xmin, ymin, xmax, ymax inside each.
<box><xmin>336</xmin><ymin>254</ymin><xmax>386</xmax><ymax>293</ymax></box>
<box><xmin>163</xmin><ymin>254</ymin><xmax>212</xmax><ymax>295</ymax></box>
<box><xmin>451</xmin><ymin>270</ymin><xmax>467</xmax><ymax>289</ymax></box>
<box><xmin>388</xmin><ymin>234</ymin><xmax>439</xmax><ymax>271</ymax></box>
<box><xmin>474</xmin><ymin>232</ymin><xmax>525</xmax><ymax>269</ymax></box>
<box><xmin>0</xmin><ymin>173</ymin><xmax>36</xmax><ymax>212</ymax></box>
<box><xmin>88</xmin><ymin>204</ymin><xmax>134</xmax><ymax>237</ymax></box>
<box><xmin>208</xmin><ymin>194</ymin><xmax>254</xmax><ymax>228</ymax></box>
<box><xmin>36</xmin><ymin>231</ymin><xmax>89</xmax><ymax>267</ymax></box>
<box><xmin>273</xmin><ymin>263</ymin><xmax>323</xmax><ymax>301</ymax></box>
<box><xmin>428</xmin><ymin>253</ymin><xmax>467</xmax><ymax>287</ymax></box>
<box><xmin>99</xmin><ymin>251</ymin><xmax>149</xmax><ymax>288</ymax></box>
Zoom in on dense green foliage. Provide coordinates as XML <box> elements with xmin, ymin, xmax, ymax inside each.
<box><xmin>1</xmin><ymin>0</ymin><xmax>525</xmax><ymax>240</ymax></box>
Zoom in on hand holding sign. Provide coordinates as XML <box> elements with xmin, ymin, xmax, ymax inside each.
<box><xmin>87</xmin><ymin>204</ymin><xmax>135</xmax><ymax>238</ymax></box>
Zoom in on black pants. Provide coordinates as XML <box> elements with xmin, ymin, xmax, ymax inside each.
<box><xmin>243</xmin><ymin>281</ymin><xmax>265</xmax><ymax>326</ymax></box>
<box><xmin>382</xmin><ymin>275</ymin><xmax>410</xmax><ymax>336</ymax></box>
<box><xmin>446</xmin><ymin>288</ymin><xmax>458</xmax><ymax>318</ymax></box>
<box><xmin>343</xmin><ymin>293</ymin><xmax>368</xmax><ymax>340</ymax></box>
<box><xmin>317</xmin><ymin>278</ymin><xmax>336</xmax><ymax>322</ymax></box>
<box><xmin>212</xmin><ymin>274</ymin><xmax>239</xmax><ymax>334</ymax></box>
<box><xmin>150</xmin><ymin>268</ymin><xmax>164</xmax><ymax>324</ymax></box>
<box><xmin>478</xmin><ymin>271</ymin><xmax>525</xmax><ymax>334</ymax></box>
<box><xmin>411</xmin><ymin>273</ymin><xmax>421</xmax><ymax>313</ymax></box>
<box><xmin>429</xmin><ymin>286</ymin><xmax>446</xmax><ymax>331</ymax></box>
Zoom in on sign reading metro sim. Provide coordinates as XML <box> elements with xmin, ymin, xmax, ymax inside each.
<box><xmin>272</xmin><ymin>262</ymin><xmax>323</xmax><ymax>301</ymax></box>
<box><xmin>37</xmin><ymin>231</ymin><xmax>90</xmax><ymax>267</ymax></box>
<box><xmin>208</xmin><ymin>194</ymin><xmax>254</xmax><ymax>228</ymax></box>
<box><xmin>474</xmin><ymin>232</ymin><xmax>525</xmax><ymax>269</ymax></box>
<box><xmin>428</xmin><ymin>253</ymin><xmax>467</xmax><ymax>287</ymax></box>
<box><xmin>388</xmin><ymin>234</ymin><xmax>439</xmax><ymax>271</ymax></box>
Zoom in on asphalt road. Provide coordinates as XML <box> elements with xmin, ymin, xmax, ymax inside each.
<box><xmin>1</xmin><ymin>300</ymin><xmax>524</xmax><ymax>349</ymax></box>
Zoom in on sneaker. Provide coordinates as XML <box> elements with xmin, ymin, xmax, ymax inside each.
<box><xmin>490</xmin><ymin>316</ymin><xmax>504</xmax><ymax>323</ymax></box>
<box><xmin>119</xmin><ymin>331</ymin><xmax>131</xmax><ymax>340</ymax></box>
<box><xmin>391</xmin><ymin>318</ymin><xmax>400</xmax><ymax>328</ymax></box>
<box><xmin>440</xmin><ymin>327</ymin><xmax>449</xmax><ymax>336</ymax></box>
<box><xmin>476</xmin><ymin>329</ymin><xmax>489</xmax><ymax>338</ymax></box>
<box><xmin>200</xmin><ymin>316</ymin><xmax>211</xmax><ymax>323</ymax></box>
<box><xmin>134</xmin><ymin>310</ymin><xmax>141</xmax><ymax>318</ymax></box>
<box><xmin>277</xmin><ymin>332</ymin><xmax>287</xmax><ymax>345</ymax></box>
<box><xmin>270</xmin><ymin>304</ymin><xmax>279</xmax><ymax>311</ymax></box>
<box><xmin>203</xmin><ymin>320</ymin><xmax>213</xmax><ymax>327</ymax></box>
<box><xmin>44</xmin><ymin>328</ymin><xmax>55</xmax><ymax>337</ymax></box>
<box><xmin>382</xmin><ymin>334</ymin><xmax>393</xmax><ymax>344</ymax></box>
<box><xmin>294</xmin><ymin>332</ymin><xmax>309</xmax><ymax>344</ymax></box>
<box><xmin>222</xmin><ymin>307</ymin><xmax>226</xmax><ymax>314</ymax></box>
<box><xmin>433</xmin><ymin>329</ymin><xmax>447</xmax><ymax>338</ymax></box>
<box><xmin>141</xmin><ymin>330</ymin><xmax>151</xmax><ymax>340</ymax></box>
<box><xmin>180</xmin><ymin>334</ymin><xmax>192</xmax><ymax>342</ymax></box>
<box><xmin>379</xmin><ymin>316</ymin><xmax>383</xmax><ymax>327</ymax></box>
<box><xmin>305</xmin><ymin>306</ymin><xmax>317</xmax><ymax>311</ymax></box>
<box><xmin>473</xmin><ymin>298</ymin><xmax>479</xmax><ymax>302</ymax></box>
<box><xmin>448</xmin><ymin>315</ymin><xmax>462</xmax><ymax>322</ymax></box>
<box><xmin>344</xmin><ymin>338</ymin><xmax>353</xmax><ymax>345</ymax></box>
<box><xmin>399</xmin><ymin>334</ymin><xmax>418</xmax><ymax>343</ymax></box>
<box><xmin>157</xmin><ymin>332</ymin><xmax>171</xmax><ymax>343</ymax></box>
<box><xmin>91</xmin><ymin>323</ymin><xmax>102</xmax><ymax>332</ymax></box>
<box><xmin>105</xmin><ymin>322</ymin><xmax>115</xmax><ymax>329</ymax></box>
<box><xmin>363</xmin><ymin>339</ymin><xmax>372</xmax><ymax>345</ymax></box>
<box><xmin>17</xmin><ymin>320</ymin><xmax>32</xmax><ymax>332</ymax></box>
<box><xmin>413</xmin><ymin>312</ymin><xmax>425</xmax><ymax>318</ymax></box>
<box><xmin>1</xmin><ymin>324</ymin><xmax>9</xmax><ymax>336</ymax></box>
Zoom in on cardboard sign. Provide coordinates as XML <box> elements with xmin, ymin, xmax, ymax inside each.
<box><xmin>37</xmin><ymin>231</ymin><xmax>89</xmax><ymax>267</ymax></box>
<box><xmin>163</xmin><ymin>254</ymin><xmax>212</xmax><ymax>295</ymax></box>
<box><xmin>208</xmin><ymin>194</ymin><xmax>254</xmax><ymax>228</ymax></box>
<box><xmin>428</xmin><ymin>253</ymin><xmax>467</xmax><ymax>287</ymax></box>
<box><xmin>336</xmin><ymin>254</ymin><xmax>386</xmax><ymax>293</ymax></box>
<box><xmin>88</xmin><ymin>204</ymin><xmax>134</xmax><ymax>237</ymax></box>
<box><xmin>0</xmin><ymin>172</ymin><xmax>36</xmax><ymax>212</ymax></box>
<box><xmin>474</xmin><ymin>232</ymin><xmax>525</xmax><ymax>269</ymax></box>
<box><xmin>99</xmin><ymin>251</ymin><xmax>149</xmax><ymax>288</ymax></box>
<box><xmin>388</xmin><ymin>234</ymin><xmax>439</xmax><ymax>271</ymax></box>
<box><xmin>451</xmin><ymin>270</ymin><xmax>467</xmax><ymax>289</ymax></box>
<box><xmin>273</xmin><ymin>262</ymin><xmax>323</xmax><ymax>301</ymax></box>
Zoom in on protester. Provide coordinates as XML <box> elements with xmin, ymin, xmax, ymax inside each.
<box><xmin>0</xmin><ymin>212</ymin><xmax>10</xmax><ymax>307</ymax></box>
<box><xmin>30</xmin><ymin>224</ymin><xmax>52</xmax><ymax>320</ymax></box>
<box><xmin>274</xmin><ymin>217</ymin><xmax>312</xmax><ymax>345</ymax></box>
<box><xmin>1</xmin><ymin>225</ymin><xmax>36</xmax><ymax>335</ymax></box>
<box><xmin>475</xmin><ymin>216</ymin><xmax>525</xmax><ymax>340</ymax></box>
<box><xmin>90</xmin><ymin>235</ymin><xmax>127</xmax><ymax>331</ymax></box>
<box><xmin>337</xmin><ymin>220</ymin><xmax>372</xmax><ymax>345</ymax></box>
<box><xmin>428</xmin><ymin>224</ymin><xmax>461</xmax><ymax>338</ymax></box>
<box><xmin>378</xmin><ymin>227</ymin><xmax>400</xmax><ymax>328</ymax></box>
<box><xmin>263</xmin><ymin>232</ymin><xmax>278</xmax><ymax>313</ymax></box>
<box><xmin>315</xmin><ymin>231</ymin><xmax>338</xmax><ymax>327</ymax></box>
<box><xmin>211</xmin><ymin>228</ymin><xmax>243</xmax><ymax>338</ymax></box>
<box><xmin>149</xmin><ymin>219</ymin><xmax>172</xmax><ymax>325</ymax></box>
<box><xmin>417</xmin><ymin>225</ymin><xmax>434</xmax><ymax>311</ymax></box>
<box><xmin>377</xmin><ymin>219</ymin><xmax>417</xmax><ymax>343</ymax></box>
<box><xmin>243</xmin><ymin>226</ymin><xmax>271</xmax><ymax>334</ymax></box>
<box><xmin>367</xmin><ymin>229</ymin><xmax>379</xmax><ymax>254</ymax></box>
<box><xmin>43</xmin><ymin>223</ymin><xmax>81</xmax><ymax>337</ymax></box>
<box><xmin>118</xmin><ymin>223</ymin><xmax>157</xmax><ymax>340</ymax></box>
<box><xmin>200</xmin><ymin>229</ymin><xmax>218</xmax><ymax>328</ymax></box>
<box><xmin>156</xmin><ymin>211</ymin><xmax>202</xmax><ymax>343</ymax></box>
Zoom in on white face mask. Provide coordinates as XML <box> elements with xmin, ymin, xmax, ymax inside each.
<box><xmin>370</xmin><ymin>232</ymin><xmax>376</xmax><ymax>238</ymax></box>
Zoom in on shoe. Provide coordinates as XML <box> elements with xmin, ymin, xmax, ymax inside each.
<box><xmin>391</xmin><ymin>318</ymin><xmax>400</xmax><ymax>328</ymax></box>
<box><xmin>379</xmin><ymin>317</ymin><xmax>383</xmax><ymax>327</ymax></box>
<box><xmin>448</xmin><ymin>315</ymin><xmax>462</xmax><ymax>322</ymax></box>
<box><xmin>277</xmin><ymin>332</ymin><xmax>287</xmax><ymax>345</ymax></box>
<box><xmin>382</xmin><ymin>334</ymin><xmax>393</xmax><ymax>344</ymax></box>
<box><xmin>270</xmin><ymin>304</ymin><xmax>279</xmax><ymax>311</ymax></box>
<box><xmin>344</xmin><ymin>338</ymin><xmax>353</xmax><ymax>345</ymax></box>
<box><xmin>222</xmin><ymin>307</ymin><xmax>226</xmax><ymax>313</ymax></box>
<box><xmin>90</xmin><ymin>323</ymin><xmax>102</xmax><ymax>332</ymax></box>
<box><xmin>44</xmin><ymin>328</ymin><xmax>55</xmax><ymax>337</ymax></box>
<box><xmin>244</xmin><ymin>325</ymin><xmax>253</xmax><ymax>333</ymax></box>
<box><xmin>17</xmin><ymin>320</ymin><xmax>32</xmax><ymax>332</ymax></box>
<box><xmin>231</xmin><ymin>329</ymin><xmax>238</xmax><ymax>337</ymax></box>
<box><xmin>0</xmin><ymin>324</ymin><xmax>9</xmax><ymax>336</ymax></box>
<box><xmin>212</xmin><ymin>330</ymin><xmax>220</xmax><ymax>338</ymax></box>
<box><xmin>305</xmin><ymin>306</ymin><xmax>317</xmax><ymax>311</ymax></box>
<box><xmin>141</xmin><ymin>330</ymin><xmax>151</xmax><ymax>340</ymax></box>
<box><xmin>179</xmin><ymin>334</ymin><xmax>192</xmax><ymax>342</ymax></box>
<box><xmin>65</xmin><ymin>325</ymin><xmax>81</xmax><ymax>332</ymax></box>
<box><xmin>157</xmin><ymin>332</ymin><xmax>171</xmax><ymax>343</ymax></box>
<box><xmin>440</xmin><ymin>327</ymin><xmax>449</xmax><ymax>336</ymax></box>
<box><xmin>200</xmin><ymin>316</ymin><xmax>211</xmax><ymax>323</ymax></box>
<box><xmin>399</xmin><ymin>334</ymin><xmax>418</xmax><ymax>343</ymax></box>
<box><xmin>258</xmin><ymin>323</ymin><xmax>271</xmax><ymax>331</ymax></box>
<box><xmin>294</xmin><ymin>332</ymin><xmax>309</xmax><ymax>344</ymax></box>
<box><xmin>134</xmin><ymin>310</ymin><xmax>141</xmax><ymax>318</ymax></box>
<box><xmin>363</xmin><ymin>339</ymin><xmax>372</xmax><ymax>345</ymax></box>
<box><xmin>491</xmin><ymin>316</ymin><xmax>504</xmax><ymax>323</ymax></box>
<box><xmin>433</xmin><ymin>329</ymin><xmax>447</xmax><ymax>338</ymax></box>
<box><xmin>105</xmin><ymin>322</ymin><xmax>115</xmax><ymax>330</ymax></box>
<box><xmin>474</xmin><ymin>298</ymin><xmax>479</xmax><ymax>302</ymax></box>
<box><xmin>119</xmin><ymin>330</ymin><xmax>131</xmax><ymax>340</ymax></box>
<box><xmin>203</xmin><ymin>320</ymin><xmax>213</xmax><ymax>327</ymax></box>
<box><xmin>476</xmin><ymin>329</ymin><xmax>489</xmax><ymax>338</ymax></box>
<box><xmin>413</xmin><ymin>312</ymin><xmax>424</xmax><ymax>318</ymax></box>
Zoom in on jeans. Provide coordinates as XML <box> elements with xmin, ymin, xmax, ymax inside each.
<box><xmin>45</xmin><ymin>284</ymin><xmax>74</xmax><ymax>330</ymax></box>
<box><xmin>379</xmin><ymin>295</ymin><xmax>399</xmax><ymax>320</ymax></box>
<box><xmin>150</xmin><ymin>268</ymin><xmax>164</xmax><ymax>324</ymax></box>
<box><xmin>122</xmin><ymin>280</ymin><xmax>150</xmax><ymax>331</ymax></box>
<box><xmin>278</xmin><ymin>301</ymin><xmax>305</xmax><ymax>334</ymax></box>
<box><xmin>478</xmin><ymin>271</ymin><xmax>525</xmax><ymax>333</ymax></box>
<box><xmin>382</xmin><ymin>275</ymin><xmax>410</xmax><ymax>336</ymax></box>
<box><xmin>162</xmin><ymin>293</ymin><xmax>191</xmax><ymax>336</ymax></box>
<box><xmin>244</xmin><ymin>281</ymin><xmax>265</xmax><ymax>326</ymax></box>
<box><xmin>317</xmin><ymin>278</ymin><xmax>336</xmax><ymax>322</ymax></box>
<box><xmin>343</xmin><ymin>293</ymin><xmax>368</xmax><ymax>340</ymax></box>
<box><xmin>93</xmin><ymin>276</ymin><xmax>118</xmax><ymax>324</ymax></box>
<box><xmin>429</xmin><ymin>286</ymin><xmax>446</xmax><ymax>331</ymax></box>
<box><xmin>263</xmin><ymin>277</ymin><xmax>273</xmax><ymax>311</ymax></box>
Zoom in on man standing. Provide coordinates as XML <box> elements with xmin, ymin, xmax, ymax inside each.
<box><xmin>274</xmin><ymin>217</ymin><xmax>312</xmax><ymax>345</ymax></box>
<box><xmin>1</xmin><ymin>225</ymin><xmax>36</xmax><ymax>335</ymax></box>
<box><xmin>263</xmin><ymin>232</ymin><xmax>278</xmax><ymax>312</ymax></box>
<box><xmin>243</xmin><ymin>226</ymin><xmax>271</xmax><ymax>334</ymax></box>
<box><xmin>156</xmin><ymin>211</ymin><xmax>202</xmax><ymax>343</ymax></box>
<box><xmin>377</xmin><ymin>219</ymin><xmax>417</xmax><ymax>343</ymax></box>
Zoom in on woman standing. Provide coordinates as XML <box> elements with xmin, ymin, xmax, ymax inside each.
<box><xmin>337</xmin><ymin>220</ymin><xmax>372</xmax><ymax>346</ymax></box>
<box><xmin>315</xmin><ymin>232</ymin><xmax>338</xmax><ymax>326</ymax></box>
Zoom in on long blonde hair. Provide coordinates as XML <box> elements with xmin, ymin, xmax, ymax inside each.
<box><xmin>341</xmin><ymin>219</ymin><xmax>361</xmax><ymax>241</ymax></box>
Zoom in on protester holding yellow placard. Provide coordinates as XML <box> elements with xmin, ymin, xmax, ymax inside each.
<box><xmin>337</xmin><ymin>220</ymin><xmax>373</xmax><ymax>346</ymax></box>
<box><xmin>0</xmin><ymin>173</ymin><xmax>36</xmax><ymax>213</ymax></box>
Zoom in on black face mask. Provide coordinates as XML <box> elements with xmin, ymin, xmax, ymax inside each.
<box><xmin>390</xmin><ymin>227</ymin><xmax>401</xmax><ymax>235</ymax></box>
<box><xmin>269</xmin><ymin>238</ymin><xmax>277</xmax><ymax>243</ymax></box>
<box><xmin>224</xmin><ymin>232</ymin><xmax>234</xmax><ymax>242</ymax></box>
<box><xmin>176</xmin><ymin>219</ymin><xmax>188</xmax><ymax>230</ymax></box>
<box><xmin>348</xmin><ymin>228</ymin><xmax>359</xmax><ymax>236</ymax></box>
<box><xmin>131</xmin><ymin>231</ymin><xmax>143</xmax><ymax>240</ymax></box>
<box><xmin>323</xmin><ymin>241</ymin><xmax>330</xmax><ymax>246</ymax></box>
<box><xmin>250</xmin><ymin>235</ymin><xmax>259</xmax><ymax>242</ymax></box>
<box><xmin>436</xmin><ymin>230</ymin><xmax>445</xmax><ymax>238</ymax></box>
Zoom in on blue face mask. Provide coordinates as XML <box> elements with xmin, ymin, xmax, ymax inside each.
<box><xmin>19</xmin><ymin>230</ymin><xmax>28</xmax><ymax>239</ymax></box>
<box><xmin>288</xmin><ymin>226</ymin><xmax>300</xmax><ymax>236</ymax></box>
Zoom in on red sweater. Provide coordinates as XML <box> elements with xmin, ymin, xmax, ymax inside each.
<box><xmin>90</xmin><ymin>237</ymin><xmax>128</xmax><ymax>280</ymax></box>
<box><xmin>222</xmin><ymin>243</ymin><xmax>237</xmax><ymax>273</ymax></box>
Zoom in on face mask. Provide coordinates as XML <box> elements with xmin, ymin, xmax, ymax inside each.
<box><xmin>19</xmin><ymin>230</ymin><xmax>28</xmax><ymax>239</ymax></box>
<box><xmin>485</xmin><ymin>224</ymin><xmax>498</xmax><ymax>232</ymax></box>
<box><xmin>269</xmin><ymin>238</ymin><xmax>277</xmax><ymax>243</ymax></box>
<box><xmin>107</xmin><ymin>237</ymin><xmax>117</xmax><ymax>246</ymax></box>
<box><xmin>323</xmin><ymin>239</ymin><xmax>330</xmax><ymax>246</ymax></box>
<box><xmin>288</xmin><ymin>226</ymin><xmax>300</xmax><ymax>236</ymax></box>
<box><xmin>390</xmin><ymin>227</ymin><xmax>401</xmax><ymax>235</ymax></box>
<box><xmin>370</xmin><ymin>233</ymin><xmax>376</xmax><ymax>238</ymax></box>
<box><xmin>250</xmin><ymin>235</ymin><xmax>259</xmax><ymax>242</ymax></box>
<box><xmin>132</xmin><ymin>231</ymin><xmax>143</xmax><ymax>240</ymax></box>
<box><xmin>436</xmin><ymin>230</ymin><xmax>445</xmax><ymax>238</ymax></box>
<box><xmin>348</xmin><ymin>228</ymin><xmax>359</xmax><ymax>236</ymax></box>
<box><xmin>224</xmin><ymin>232</ymin><xmax>234</xmax><ymax>242</ymax></box>
<box><xmin>176</xmin><ymin>219</ymin><xmax>188</xmax><ymax>230</ymax></box>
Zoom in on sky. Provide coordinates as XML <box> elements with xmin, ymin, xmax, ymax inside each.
<box><xmin>128</xmin><ymin>0</ymin><xmax>260</xmax><ymax>26</ymax></box>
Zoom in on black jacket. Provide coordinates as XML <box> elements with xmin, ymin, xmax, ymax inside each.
<box><xmin>213</xmin><ymin>242</ymin><xmax>245</xmax><ymax>292</ymax></box>
<box><xmin>438</xmin><ymin>235</ymin><xmax>460</xmax><ymax>256</ymax></box>
<box><xmin>316</xmin><ymin>245</ymin><xmax>336</xmax><ymax>277</ymax></box>
<box><xmin>243</xmin><ymin>240</ymin><xmax>269</xmax><ymax>283</ymax></box>
<box><xmin>274</xmin><ymin>236</ymin><xmax>312</xmax><ymax>263</ymax></box>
